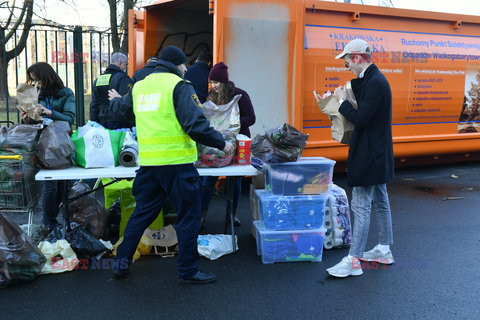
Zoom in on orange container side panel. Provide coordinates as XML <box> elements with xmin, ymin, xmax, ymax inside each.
<box><xmin>302</xmin><ymin>1</ymin><xmax>480</xmax><ymax>160</ymax></box>
<box><xmin>131</xmin><ymin>0</ymin><xmax>480</xmax><ymax>163</ymax></box>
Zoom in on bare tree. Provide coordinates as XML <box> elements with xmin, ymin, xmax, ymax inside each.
<box><xmin>0</xmin><ymin>0</ymin><xmax>34</xmax><ymax>99</ymax></box>
<box><xmin>107</xmin><ymin>0</ymin><xmax>137</xmax><ymax>54</ymax></box>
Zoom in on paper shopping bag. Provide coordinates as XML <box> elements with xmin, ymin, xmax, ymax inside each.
<box><xmin>316</xmin><ymin>84</ymin><xmax>357</xmax><ymax>145</ymax></box>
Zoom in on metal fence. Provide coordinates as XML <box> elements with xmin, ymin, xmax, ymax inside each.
<box><xmin>0</xmin><ymin>26</ymin><xmax>120</xmax><ymax>127</ymax></box>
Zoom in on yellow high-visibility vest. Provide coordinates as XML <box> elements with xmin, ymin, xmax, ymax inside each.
<box><xmin>132</xmin><ymin>72</ymin><xmax>197</xmax><ymax>166</ymax></box>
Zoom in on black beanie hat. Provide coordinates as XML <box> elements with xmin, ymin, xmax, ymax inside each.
<box><xmin>160</xmin><ymin>46</ymin><xmax>186</xmax><ymax>65</ymax></box>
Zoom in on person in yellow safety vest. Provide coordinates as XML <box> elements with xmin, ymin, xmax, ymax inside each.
<box><xmin>113</xmin><ymin>46</ymin><xmax>234</xmax><ymax>284</ymax></box>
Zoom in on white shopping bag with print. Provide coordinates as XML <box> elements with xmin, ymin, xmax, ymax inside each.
<box><xmin>197</xmin><ymin>234</ymin><xmax>238</xmax><ymax>260</ymax></box>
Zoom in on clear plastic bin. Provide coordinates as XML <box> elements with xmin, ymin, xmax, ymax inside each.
<box><xmin>254</xmin><ymin>221</ymin><xmax>325</xmax><ymax>264</ymax></box>
<box><xmin>264</xmin><ymin>157</ymin><xmax>335</xmax><ymax>195</ymax></box>
<box><xmin>256</xmin><ymin>190</ymin><xmax>326</xmax><ymax>230</ymax></box>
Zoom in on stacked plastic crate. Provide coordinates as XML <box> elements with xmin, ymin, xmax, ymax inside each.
<box><xmin>253</xmin><ymin>157</ymin><xmax>336</xmax><ymax>264</ymax></box>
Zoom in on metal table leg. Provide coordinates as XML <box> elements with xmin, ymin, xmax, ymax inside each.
<box><xmin>224</xmin><ymin>176</ymin><xmax>237</xmax><ymax>252</ymax></box>
<box><xmin>61</xmin><ymin>180</ymin><xmax>70</xmax><ymax>239</ymax></box>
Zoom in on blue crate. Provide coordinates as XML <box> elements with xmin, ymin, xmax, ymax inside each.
<box><xmin>264</xmin><ymin>157</ymin><xmax>335</xmax><ymax>195</ymax></box>
<box><xmin>256</xmin><ymin>190</ymin><xmax>326</xmax><ymax>230</ymax></box>
<box><xmin>254</xmin><ymin>221</ymin><xmax>325</xmax><ymax>264</ymax></box>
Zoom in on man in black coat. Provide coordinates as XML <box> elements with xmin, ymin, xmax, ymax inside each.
<box><xmin>326</xmin><ymin>39</ymin><xmax>394</xmax><ymax>278</ymax></box>
<box><xmin>90</xmin><ymin>52</ymin><xmax>133</xmax><ymax>129</ymax></box>
<box><xmin>131</xmin><ymin>56</ymin><xmax>160</xmax><ymax>83</ymax></box>
<box><xmin>184</xmin><ymin>52</ymin><xmax>212</xmax><ymax>103</ymax></box>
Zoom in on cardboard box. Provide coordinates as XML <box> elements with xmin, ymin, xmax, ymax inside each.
<box><xmin>251</xmin><ymin>172</ymin><xmax>265</xmax><ymax>189</ymax></box>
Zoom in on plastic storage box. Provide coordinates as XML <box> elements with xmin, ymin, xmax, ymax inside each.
<box><xmin>264</xmin><ymin>157</ymin><xmax>335</xmax><ymax>195</ymax></box>
<box><xmin>256</xmin><ymin>189</ymin><xmax>326</xmax><ymax>230</ymax></box>
<box><xmin>254</xmin><ymin>221</ymin><xmax>325</xmax><ymax>264</ymax></box>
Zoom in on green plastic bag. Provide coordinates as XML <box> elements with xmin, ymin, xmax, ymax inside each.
<box><xmin>102</xmin><ymin>178</ymin><xmax>163</xmax><ymax>237</ymax></box>
<box><xmin>71</xmin><ymin>126</ymin><xmax>125</xmax><ymax>168</ymax></box>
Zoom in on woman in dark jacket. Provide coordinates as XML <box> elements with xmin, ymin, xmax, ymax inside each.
<box><xmin>201</xmin><ymin>62</ymin><xmax>256</xmax><ymax>227</ymax></box>
<box><xmin>23</xmin><ymin>62</ymin><xmax>76</xmax><ymax>230</ymax></box>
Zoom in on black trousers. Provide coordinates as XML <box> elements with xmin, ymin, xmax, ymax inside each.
<box><xmin>116</xmin><ymin>163</ymin><xmax>202</xmax><ymax>278</ymax></box>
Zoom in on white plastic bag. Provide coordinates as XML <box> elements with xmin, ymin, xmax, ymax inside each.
<box><xmin>197</xmin><ymin>234</ymin><xmax>238</xmax><ymax>260</ymax></box>
<box><xmin>38</xmin><ymin>240</ymin><xmax>79</xmax><ymax>274</ymax></box>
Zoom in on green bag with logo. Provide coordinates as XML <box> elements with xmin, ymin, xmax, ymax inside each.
<box><xmin>71</xmin><ymin>125</ymin><xmax>125</xmax><ymax>168</ymax></box>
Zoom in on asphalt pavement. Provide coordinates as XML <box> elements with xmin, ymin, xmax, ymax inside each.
<box><xmin>1</xmin><ymin>162</ymin><xmax>479</xmax><ymax>320</ymax></box>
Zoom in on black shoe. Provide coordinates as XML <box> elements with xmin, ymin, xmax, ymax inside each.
<box><xmin>113</xmin><ymin>267</ymin><xmax>130</xmax><ymax>278</ymax></box>
<box><xmin>227</xmin><ymin>216</ymin><xmax>241</xmax><ymax>227</ymax></box>
<box><xmin>179</xmin><ymin>271</ymin><xmax>216</xmax><ymax>285</ymax></box>
<box><xmin>233</xmin><ymin>217</ymin><xmax>241</xmax><ymax>227</ymax></box>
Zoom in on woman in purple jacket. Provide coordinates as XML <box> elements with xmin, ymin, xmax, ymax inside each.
<box><xmin>201</xmin><ymin>62</ymin><xmax>256</xmax><ymax>227</ymax></box>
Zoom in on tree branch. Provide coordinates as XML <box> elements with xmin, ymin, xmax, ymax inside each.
<box><xmin>6</xmin><ymin>0</ymin><xmax>33</xmax><ymax>61</ymax></box>
<box><xmin>5</xmin><ymin>0</ymin><xmax>29</xmax><ymax>41</ymax></box>
<box><xmin>3</xmin><ymin>0</ymin><xmax>16</xmax><ymax>29</ymax></box>
<box><xmin>108</xmin><ymin>0</ymin><xmax>120</xmax><ymax>52</ymax></box>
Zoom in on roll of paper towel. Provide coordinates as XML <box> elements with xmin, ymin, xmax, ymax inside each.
<box><xmin>119</xmin><ymin>145</ymin><xmax>138</xmax><ymax>167</ymax></box>
<box><xmin>323</xmin><ymin>207</ymin><xmax>333</xmax><ymax>229</ymax></box>
<box><xmin>323</xmin><ymin>229</ymin><xmax>334</xmax><ymax>249</ymax></box>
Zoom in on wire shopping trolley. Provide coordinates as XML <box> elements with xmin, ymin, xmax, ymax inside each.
<box><xmin>0</xmin><ymin>154</ymin><xmax>39</xmax><ymax>235</ymax></box>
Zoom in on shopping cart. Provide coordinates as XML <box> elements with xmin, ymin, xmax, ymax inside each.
<box><xmin>0</xmin><ymin>154</ymin><xmax>39</xmax><ymax>236</ymax></box>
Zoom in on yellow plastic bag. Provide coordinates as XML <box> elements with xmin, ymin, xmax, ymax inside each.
<box><xmin>112</xmin><ymin>235</ymin><xmax>152</xmax><ymax>262</ymax></box>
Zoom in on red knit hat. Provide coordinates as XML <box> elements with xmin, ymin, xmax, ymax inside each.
<box><xmin>209</xmin><ymin>62</ymin><xmax>229</xmax><ymax>83</ymax></box>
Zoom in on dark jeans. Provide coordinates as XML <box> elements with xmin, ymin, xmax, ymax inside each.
<box><xmin>116</xmin><ymin>164</ymin><xmax>202</xmax><ymax>278</ymax></box>
<box><xmin>201</xmin><ymin>176</ymin><xmax>242</xmax><ymax>215</ymax></box>
<box><xmin>42</xmin><ymin>180</ymin><xmax>64</xmax><ymax>228</ymax></box>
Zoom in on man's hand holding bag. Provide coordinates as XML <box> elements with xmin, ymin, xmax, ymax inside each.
<box><xmin>314</xmin><ymin>82</ymin><xmax>358</xmax><ymax>145</ymax></box>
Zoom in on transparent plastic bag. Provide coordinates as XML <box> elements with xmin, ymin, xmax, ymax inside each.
<box><xmin>68</xmin><ymin>181</ymin><xmax>108</xmax><ymax>239</ymax></box>
<box><xmin>196</xmin><ymin>95</ymin><xmax>241</xmax><ymax>168</ymax></box>
<box><xmin>0</xmin><ymin>124</ymin><xmax>43</xmax><ymax>152</ymax></box>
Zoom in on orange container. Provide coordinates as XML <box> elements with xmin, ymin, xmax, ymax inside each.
<box><xmin>129</xmin><ymin>0</ymin><xmax>480</xmax><ymax>165</ymax></box>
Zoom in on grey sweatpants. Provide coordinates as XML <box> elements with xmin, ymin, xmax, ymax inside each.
<box><xmin>348</xmin><ymin>183</ymin><xmax>393</xmax><ymax>258</ymax></box>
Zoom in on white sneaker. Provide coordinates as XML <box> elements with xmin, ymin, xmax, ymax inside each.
<box><xmin>326</xmin><ymin>256</ymin><xmax>363</xmax><ymax>278</ymax></box>
<box><xmin>361</xmin><ymin>245</ymin><xmax>394</xmax><ymax>264</ymax></box>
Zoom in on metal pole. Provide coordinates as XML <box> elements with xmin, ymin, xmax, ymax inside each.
<box><xmin>14</xmin><ymin>31</ymin><xmax>19</xmax><ymax>122</ymax></box>
<box><xmin>99</xmin><ymin>32</ymin><xmax>102</xmax><ymax>73</ymax></box>
<box><xmin>73</xmin><ymin>26</ymin><xmax>85</xmax><ymax>126</ymax></box>
<box><xmin>34</xmin><ymin>30</ymin><xmax>38</xmax><ymax>62</ymax></box>
<box><xmin>65</xmin><ymin>31</ymin><xmax>68</xmax><ymax>87</ymax></box>
<box><xmin>55</xmin><ymin>31</ymin><xmax>58</xmax><ymax>73</ymax></box>
<box><xmin>44</xmin><ymin>30</ymin><xmax>48</xmax><ymax>63</ymax></box>
<box><xmin>1</xmin><ymin>28</ymin><xmax>9</xmax><ymax>123</ymax></box>
<box><xmin>90</xmin><ymin>32</ymin><xmax>93</xmax><ymax>90</ymax></box>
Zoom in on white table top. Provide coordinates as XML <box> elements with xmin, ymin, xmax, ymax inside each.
<box><xmin>35</xmin><ymin>164</ymin><xmax>259</xmax><ymax>181</ymax></box>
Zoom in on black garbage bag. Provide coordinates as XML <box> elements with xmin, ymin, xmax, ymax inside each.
<box><xmin>103</xmin><ymin>199</ymin><xmax>121</xmax><ymax>243</ymax></box>
<box><xmin>0</xmin><ymin>215</ymin><xmax>46</xmax><ymax>288</ymax></box>
<box><xmin>45</xmin><ymin>224</ymin><xmax>107</xmax><ymax>259</ymax></box>
<box><xmin>37</xmin><ymin>121</ymin><xmax>74</xmax><ymax>169</ymax></box>
<box><xmin>68</xmin><ymin>181</ymin><xmax>108</xmax><ymax>239</ymax></box>
<box><xmin>251</xmin><ymin>123</ymin><xmax>309</xmax><ymax>163</ymax></box>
